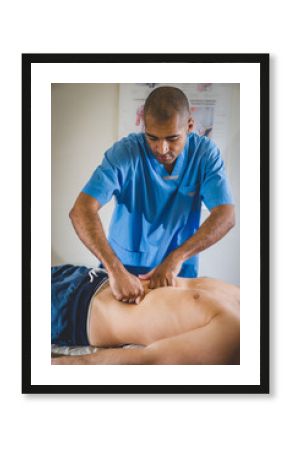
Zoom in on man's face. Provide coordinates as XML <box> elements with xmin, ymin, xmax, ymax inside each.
<box><xmin>144</xmin><ymin>113</ymin><xmax>194</xmax><ymax>166</ymax></box>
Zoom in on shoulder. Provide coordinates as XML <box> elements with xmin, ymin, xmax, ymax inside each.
<box><xmin>105</xmin><ymin>132</ymin><xmax>144</xmax><ymax>167</ymax></box>
<box><xmin>188</xmin><ymin>132</ymin><xmax>220</xmax><ymax>160</ymax></box>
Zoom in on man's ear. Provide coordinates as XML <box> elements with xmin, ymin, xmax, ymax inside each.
<box><xmin>187</xmin><ymin>116</ymin><xmax>194</xmax><ymax>133</ymax></box>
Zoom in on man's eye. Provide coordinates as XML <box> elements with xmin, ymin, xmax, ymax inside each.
<box><xmin>147</xmin><ymin>136</ymin><xmax>178</xmax><ymax>142</ymax></box>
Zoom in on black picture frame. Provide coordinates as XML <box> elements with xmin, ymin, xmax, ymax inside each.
<box><xmin>22</xmin><ymin>53</ymin><xmax>269</xmax><ymax>394</ymax></box>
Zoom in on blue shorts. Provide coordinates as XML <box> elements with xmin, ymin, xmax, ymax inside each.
<box><xmin>51</xmin><ymin>264</ymin><xmax>109</xmax><ymax>346</ymax></box>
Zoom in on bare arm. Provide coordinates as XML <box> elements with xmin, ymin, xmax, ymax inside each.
<box><xmin>145</xmin><ymin>312</ymin><xmax>240</xmax><ymax>365</ymax></box>
<box><xmin>140</xmin><ymin>204</ymin><xmax>235</xmax><ymax>288</ymax></box>
<box><xmin>173</xmin><ymin>204</ymin><xmax>235</xmax><ymax>263</ymax></box>
<box><xmin>51</xmin><ymin>313</ymin><xmax>240</xmax><ymax>365</ymax></box>
<box><xmin>69</xmin><ymin>192</ymin><xmax>121</xmax><ymax>273</ymax></box>
<box><xmin>69</xmin><ymin>192</ymin><xmax>144</xmax><ymax>303</ymax></box>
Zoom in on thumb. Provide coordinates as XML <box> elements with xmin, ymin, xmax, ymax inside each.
<box><xmin>138</xmin><ymin>268</ymin><xmax>155</xmax><ymax>279</ymax></box>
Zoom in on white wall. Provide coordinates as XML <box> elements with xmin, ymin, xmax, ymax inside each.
<box><xmin>199</xmin><ymin>85</ymin><xmax>240</xmax><ymax>283</ymax></box>
<box><xmin>52</xmin><ymin>83</ymin><xmax>240</xmax><ymax>284</ymax></box>
<box><xmin>51</xmin><ymin>83</ymin><xmax>119</xmax><ymax>266</ymax></box>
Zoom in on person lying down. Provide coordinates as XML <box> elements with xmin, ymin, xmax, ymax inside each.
<box><xmin>51</xmin><ymin>264</ymin><xmax>240</xmax><ymax>365</ymax></box>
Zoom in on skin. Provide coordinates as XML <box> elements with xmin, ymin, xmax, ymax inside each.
<box><xmin>141</xmin><ymin>113</ymin><xmax>235</xmax><ymax>288</ymax></box>
<box><xmin>69</xmin><ymin>111</ymin><xmax>235</xmax><ymax>303</ymax></box>
<box><xmin>144</xmin><ymin>112</ymin><xmax>194</xmax><ymax>174</ymax></box>
<box><xmin>70</xmin><ymin>192</ymin><xmax>145</xmax><ymax>304</ymax></box>
<box><xmin>51</xmin><ymin>277</ymin><xmax>240</xmax><ymax>365</ymax></box>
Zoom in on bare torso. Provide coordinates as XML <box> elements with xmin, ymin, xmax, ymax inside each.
<box><xmin>88</xmin><ymin>277</ymin><xmax>240</xmax><ymax>348</ymax></box>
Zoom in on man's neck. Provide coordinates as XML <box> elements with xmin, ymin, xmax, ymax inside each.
<box><xmin>164</xmin><ymin>162</ymin><xmax>175</xmax><ymax>174</ymax></box>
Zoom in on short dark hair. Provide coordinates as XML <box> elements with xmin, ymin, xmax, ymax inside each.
<box><xmin>144</xmin><ymin>86</ymin><xmax>190</xmax><ymax>124</ymax></box>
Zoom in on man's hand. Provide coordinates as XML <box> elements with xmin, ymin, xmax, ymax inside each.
<box><xmin>138</xmin><ymin>257</ymin><xmax>182</xmax><ymax>289</ymax></box>
<box><xmin>108</xmin><ymin>267</ymin><xmax>145</xmax><ymax>304</ymax></box>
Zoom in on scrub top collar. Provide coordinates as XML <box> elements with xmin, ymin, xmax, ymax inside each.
<box><xmin>142</xmin><ymin>133</ymin><xmax>190</xmax><ymax>179</ymax></box>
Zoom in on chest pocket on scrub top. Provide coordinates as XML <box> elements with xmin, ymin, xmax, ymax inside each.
<box><xmin>177</xmin><ymin>184</ymin><xmax>200</xmax><ymax>211</ymax></box>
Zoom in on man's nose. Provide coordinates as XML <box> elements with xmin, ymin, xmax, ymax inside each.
<box><xmin>155</xmin><ymin>140</ymin><xmax>169</xmax><ymax>155</ymax></box>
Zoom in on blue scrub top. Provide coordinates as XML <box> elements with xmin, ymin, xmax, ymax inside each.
<box><xmin>82</xmin><ymin>132</ymin><xmax>234</xmax><ymax>277</ymax></box>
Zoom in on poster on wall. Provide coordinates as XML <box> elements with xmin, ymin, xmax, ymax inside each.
<box><xmin>22</xmin><ymin>53</ymin><xmax>269</xmax><ymax>395</ymax></box>
<box><xmin>118</xmin><ymin>83</ymin><xmax>233</xmax><ymax>166</ymax></box>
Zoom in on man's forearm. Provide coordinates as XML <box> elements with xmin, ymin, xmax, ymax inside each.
<box><xmin>172</xmin><ymin>204</ymin><xmax>235</xmax><ymax>264</ymax></box>
<box><xmin>70</xmin><ymin>194</ymin><xmax>146</xmax><ymax>302</ymax></box>
<box><xmin>70</xmin><ymin>206</ymin><xmax>123</xmax><ymax>274</ymax></box>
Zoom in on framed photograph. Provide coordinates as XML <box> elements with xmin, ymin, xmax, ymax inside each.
<box><xmin>22</xmin><ymin>53</ymin><xmax>269</xmax><ymax>394</ymax></box>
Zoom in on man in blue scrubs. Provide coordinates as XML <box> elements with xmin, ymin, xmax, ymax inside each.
<box><xmin>70</xmin><ymin>86</ymin><xmax>235</xmax><ymax>304</ymax></box>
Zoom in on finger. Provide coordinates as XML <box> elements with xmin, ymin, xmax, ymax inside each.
<box><xmin>165</xmin><ymin>275</ymin><xmax>174</xmax><ymax>287</ymax></box>
<box><xmin>170</xmin><ymin>277</ymin><xmax>176</xmax><ymax>287</ymax></box>
<box><xmin>139</xmin><ymin>286</ymin><xmax>145</xmax><ymax>299</ymax></box>
<box><xmin>138</xmin><ymin>269</ymin><xmax>155</xmax><ymax>280</ymax></box>
<box><xmin>149</xmin><ymin>279</ymin><xmax>161</xmax><ymax>289</ymax></box>
<box><xmin>157</xmin><ymin>277</ymin><xmax>169</xmax><ymax>288</ymax></box>
<box><xmin>135</xmin><ymin>296</ymin><xmax>141</xmax><ymax>304</ymax></box>
<box><xmin>149</xmin><ymin>276</ymin><xmax>157</xmax><ymax>289</ymax></box>
<box><xmin>129</xmin><ymin>288</ymin><xmax>141</xmax><ymax>303</ymax></box>
<box><xmin>160</xmin><ymin>279</ymin><xmax>168</xmax><ymax>288</ymax></box>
